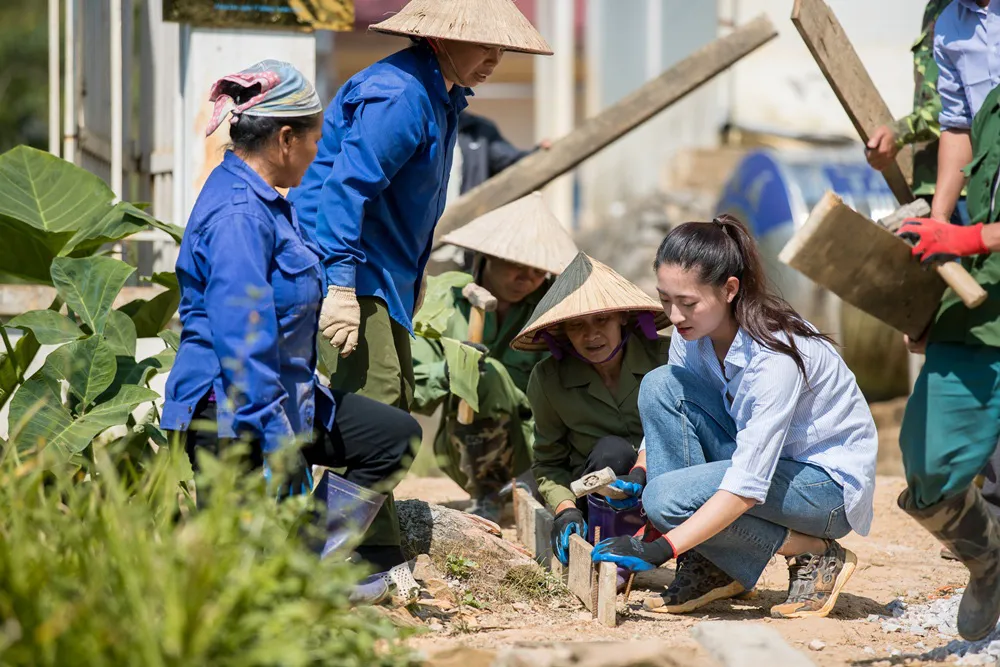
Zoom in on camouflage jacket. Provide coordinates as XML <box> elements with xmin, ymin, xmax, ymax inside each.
<box><xmin>891</xmin><ymin>0</ymin><xmax>952</xmax><ymax>196</ymax></box>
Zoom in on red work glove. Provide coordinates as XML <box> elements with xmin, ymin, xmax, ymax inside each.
<box><xmin>897</xmin><ymin>218</ymin><xmax>988</xmax><ymax>266</ymax></box>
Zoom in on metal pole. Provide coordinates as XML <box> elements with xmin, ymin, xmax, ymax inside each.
<box><xmin>63</xmin><ymin>0</ymin><xmax>76</xmax><ymax>163</ymax></box>
<box><xmin>110</xmin><ymin>0</ymin><xmax>123</xmax><ymax>198</ymax></box>
<box><xmin>547</xmin><ymin>0</ymin><xmax>575</xmax><ymax>229</ymax></box>
<box><xmin>645</xmin><ymin>0</ymin><xmax>663</xmax><ymax>80</ymax></box>
<box><xmin>48</xmin><ymin>0</ymin><xmax>61</xmax><ymax>157</ymax></box>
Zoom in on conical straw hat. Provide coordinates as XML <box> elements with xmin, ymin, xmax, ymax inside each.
<box><xmin>440</xmin><ymin>191</ymin><xmax>578</xmax><ymax>275</ymax></box>
<box><xmin>369</xmin><ymin>0</ymin><xmax>553</xmax><ymax>55</ymax></box>
<box><xmin>512</xmin><ymin>252</ymin><xmax>670</xmax><ymax>351</ymax></box>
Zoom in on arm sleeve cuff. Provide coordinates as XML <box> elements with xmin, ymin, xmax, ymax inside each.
<box><xmin>940</xmin><ymin>114</ymin><xmax>972</xmax><ymax>131</ymax></box>
<box><xmin>719</xmin><ymin>466</ymin><xmax>770</xmax><ymax>504</ymax></box>
<box><xmin>543</xmin><ymin>486</ymin><xmax>577</xmax><ymax>513</ymax></box>
<box><xmin>326</xmin><ymin>263</ymin><xmax>357</xmax><ymax>289</ymax></box>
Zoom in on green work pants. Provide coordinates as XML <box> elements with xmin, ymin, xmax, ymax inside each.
<box><xmin>324</xmin><ymin>297</ymin><xmax>416</xmax><ymax>551</ymax></box>
<box><xmin>899</xmin><ymin>343</ymin><xmax>1000</xmax><ymax>509</ymax></box>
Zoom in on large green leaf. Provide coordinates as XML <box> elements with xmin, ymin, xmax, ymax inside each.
<box><xmin>119</xmin><ymin>290</ymin><xmax>180</xmax><ymax>338</ymax></box>
<box><xmin>159</xmin><ymin>330</ymin><xmax>180</xmax><ymax>351</ymax></box>
<box><xmin>62</xmin><ymin>202</ymin><xmax>184</xmax><ymax>257</ymax></box>
<box><xmin>42</xmin><ymin>336</ymin><xmax>117</xmax><ymax>409</ymax></box>
<box><xmin>413</xmin><ymin>271</ymin><xmax>474</xmax><ymax>339</ymax></box>
<box><xmin>6</xmin><ymin>310</ymin><xmax>84</xmax><ymax>345</ymax></box>
<box><xmin>50</xmin><ymin>256</ymin><xmax>135</xmax><ymax>335</ymax></box>
<box><xmin>95</xmin><ymin>348</ymin><xmax>174</xmax><ymax>405</ymax></box>
<box><xmin>0</xmin><ymin>146</ymin><xmax>180</xmax><ymax>283</ymax></box>
<box><xmin>10</xmin><ymin>376</ymin><xmax>157</xmax><ymax>459</ymax></box>
<box><xmin>103</xmin><ymin>310</ymin><xmax>137</xmax><ymax>357</ymax></box>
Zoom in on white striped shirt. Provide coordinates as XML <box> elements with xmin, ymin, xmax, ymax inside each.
<box><xmin>659</xmin><ymin>327</ymin><xmax>878</xmax><ymax>536</ymax></box>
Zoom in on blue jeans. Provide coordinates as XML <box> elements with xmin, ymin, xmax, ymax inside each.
<box><xmin>639</xmin><ymin>365</ymin><xmax>852</xmax><ymax>589</ymax></box>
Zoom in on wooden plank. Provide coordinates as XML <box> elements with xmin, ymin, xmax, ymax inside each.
<box><xmin>597</xmin><ymin>562</ymin><xmax>618</xmax><ymax>627</ymax></box>
<box><xmin>691</xmin><ymin>621</ymin><xmax>816</xmax><ymax>667</ymax></box>
<box><xmin>567</xmin><ymin>534</ymin><xmax>594</xmax><ymax>611</ymax></box>
<box><xmin>512</xmin><ymin>487</ymin><xmax>554</xmax><ymax>566</ymax></box>
<box><xmin>431</xmin><ymin>15</ymin><xmax>779</xmax><ymax>246</ymax></box>
<box><xmin>791</xmin><ymin>0</ymin><xmax>913</xmax><ymax>203</ymax></box>
<box><xmin>779</xmin><ymin>192</ymin><xmax>945</xmax><ymax>338</ymax></box>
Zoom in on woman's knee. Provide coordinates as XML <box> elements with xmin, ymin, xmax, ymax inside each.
<box><xmin>642</xmin><ymin>473</ymin><xmax>699</xmax><ymax>531</ymax></box>
<box><xmin>588</xmin><ymin>436</ymin><xmax>637</xmax><ymax>475</ymax></box>
<box><xmin>638</xmin><ymin>365</ymin><xmax>695</xmax><ymax>414</ymax></box>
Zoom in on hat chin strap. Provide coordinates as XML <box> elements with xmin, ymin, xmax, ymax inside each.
<box><xmin>533</xmin><ymin>313</ymin><xmax>659</xmax><ymax>366</ymax></box>
<box><xmin>428</xmin><ymin>38</ymin><xmax>475</xmax><ymax>88</ymax></box>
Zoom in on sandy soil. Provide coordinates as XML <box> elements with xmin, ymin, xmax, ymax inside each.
<box><xmin>395</xmin><ymin>473</ymin><xmax>970</xmax><ymax>667</ymax></box>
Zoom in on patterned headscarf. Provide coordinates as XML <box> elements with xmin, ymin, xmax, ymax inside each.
<box><xmin>206</xmin><ymin>60</ymin><xmax>323</xmax><ymax>136</ymax></box>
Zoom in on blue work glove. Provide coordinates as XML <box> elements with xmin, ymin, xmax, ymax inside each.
<box><xmin>592</xmin><ymin>534</ymin><xmax>675</xmax><ymax>572</ymax></box>
<box><xmin>551</xmin><ymin>507</ymin><xmax>587</xmax><ymax>566</ymax></box>
<box><xmin>263</xmin><ymin>450</ymin><xmax>314</xmax><ymax>500</ymax></box>
<box><xmin>606</xmin><ymin>466</ymin><xmax>646</xmax><ymax>510</ymax></box>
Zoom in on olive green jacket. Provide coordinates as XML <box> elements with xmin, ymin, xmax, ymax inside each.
<box><xmin>528</xmin><ymin>335</ymin><xmax>671</xmax><ymax>511</ymax></box>
<box><xmin>411</xmin><ymin>271</ymin><xmax>550</xmax><ymax>418</ymax></box>
<box><xmin>930</xmin><ymin>83</ymin><xmax>1000</xmax><ymax>348</ymax></box>
<box><xmin>892</xmin><ymin>0</ymin><xmax>952</xmax><ymax>196</ymax></box>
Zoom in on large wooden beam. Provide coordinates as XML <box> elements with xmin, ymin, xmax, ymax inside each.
<box><xmin>779</xmin><ymin>192</ymin><xmax>945</xmax><ymax>338</ymax></box>
<box><xmin>791</xmin><ymin>0</ymin><xmax>986</xmax><ymax>309</ymax></box>
<box><xmin>791</xmin><ymin>0</ymin><xmax>913</xmax><ymax>202</ymax></box>
<box><xmin>431</xmin><ymin>15</ymin><xmax>779</xmax><ymax>246</ymax></box>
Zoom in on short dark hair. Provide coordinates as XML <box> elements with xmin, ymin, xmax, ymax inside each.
<box><xmin>228</xmin><ymin>112</ymin><xmax>322</xmax><ymax>155</ymax></box>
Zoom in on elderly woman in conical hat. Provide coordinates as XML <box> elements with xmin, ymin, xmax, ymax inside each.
<box><xmin>511</xmin><ymin>253</ymin><xmax>670</xmax><ymax>569</ymax></box>
<box><xmin>287</xmin><ymin>0</ymin><xmax>551</xmax><ymax>575</ymax></box>
<box><xmin>411</xmin><ymin>192</ymin><xmax>578</xmax><ymax>522</ymax></box>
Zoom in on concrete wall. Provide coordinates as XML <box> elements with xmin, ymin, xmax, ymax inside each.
<box><xmin>723</xmin><ymin>0</ymin><xmax>922</xmax><ymax>137</ymax></box>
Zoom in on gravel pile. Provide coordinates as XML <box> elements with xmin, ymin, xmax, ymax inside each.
<box><xmin>867</xmin><ymin>592</ymin><xmax>1000</xmax><ymax>665</ymax></box>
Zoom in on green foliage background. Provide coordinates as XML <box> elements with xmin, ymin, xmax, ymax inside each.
<box><xmin>0</xmin><ymin>0</ymin><xmax>48</xmax><ymax>152</ymax></box>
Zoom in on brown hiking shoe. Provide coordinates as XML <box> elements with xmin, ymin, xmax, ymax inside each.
<box><xmin>770</xmin><ymin>540</ymin><xmax>857</xmax><ymax>619</ymax></box>
<box><xmin>644</xmin><ymin>550</ymin><xmax>746</xmax><ymax>614</ymax></box>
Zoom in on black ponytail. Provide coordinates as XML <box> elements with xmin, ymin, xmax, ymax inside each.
<box><xmin>653</xmin><ymin>214</ymin><xmax>834</xmax><ymax>378</ymax></box>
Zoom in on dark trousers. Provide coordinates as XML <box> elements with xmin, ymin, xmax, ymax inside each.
<box><xmin>182</xmin><ymin>391</ymin><xmax>420</xmax><ymax>564</ymax></box>
<box><xmin>575</xmin><ymin>436</ymin><xmax>638</xmax><ymax>517</ymax></box>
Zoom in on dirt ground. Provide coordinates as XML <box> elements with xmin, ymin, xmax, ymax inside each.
<box><xmin>395</xmin><ymin>472</ymin><xmax>970</xmax><ymax>667</ymax></box>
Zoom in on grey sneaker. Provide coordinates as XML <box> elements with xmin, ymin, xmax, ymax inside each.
<box><xmin>467</xmin><ymin>493</ymin><xmax>503</xmax><ymax>524</ymax></box>
<box><xmin>770</xmin><ymin>540</ymin><xmax>857</xmax><ymax>619</ymax></box>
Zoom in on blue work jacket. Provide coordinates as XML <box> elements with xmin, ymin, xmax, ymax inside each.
<box><xmin>288</xmin><ymin>41</ymin><xmax>470</xmax><ymax>332</ymax></box>
<box><xmin>162</xmin><ymin>151</ymin><xmax>335</xmax><ymax>453</ymax></box>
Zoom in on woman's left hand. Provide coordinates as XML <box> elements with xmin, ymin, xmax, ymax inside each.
<box><xmin>591</xmin><ymin>534</ymin><xmax>675</xmax><ymax>572</ymax></box>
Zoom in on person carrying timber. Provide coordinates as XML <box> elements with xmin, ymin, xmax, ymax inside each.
<box><xmin>412</xmin><ymin>192</ymin><xmax>578</xmax><ymax>522</ymax></box>
<box><xmin>891</xmin><ymin>73</ymin><xmax>1000</xmax><ymax>645</ymax></box>
<box><xmin>590</xmin><ymin>216</ymin><xmax>878</xmax><ymax>619</ymax></box>
<box><xmin>511</xmin><ymin>253</ymin><xmax>671</xmax><ymax>569</ymax></box>
<box><xmin>866</xmin><ymin>1</ymin><xmax>960</xmax><ymax>221</ymax></box>
<box><xmin>287</xmin><ymin>0</ymin><xmax>551</xmax><ymax>577</ymax></box>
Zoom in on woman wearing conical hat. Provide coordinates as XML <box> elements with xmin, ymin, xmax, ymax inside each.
<box><xmin>287</xmin><ymin>0</ymin><xmax>550</xmax><ymax>574</ymax></box>
<box><xmin>511</xmin><ymin>253</ymin><xmax>671</xmax><ymax>569</ymax></box>
<box><xmin>411</xmin><ymin>192</ymin><xmax>578</xmax><ymax>522</ymax></box>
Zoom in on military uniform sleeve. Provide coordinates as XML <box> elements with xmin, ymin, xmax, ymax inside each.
<box><xmin>893</xmin><ymin>28</ymin><xmax>943</xmax><ymax>147</ymax></box>
<box><xmin>527</xmin><ymin>365</ymin><xmax>575</xmax><ymax>510</ymax></box>
<box><xmin>411</xmin><ymin>335</ymin><xmax>449</xmax><ymax>415</ymax></box>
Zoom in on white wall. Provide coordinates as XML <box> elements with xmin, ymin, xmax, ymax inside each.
<box><xmin>722</xmin><ymin>0</ymin><xmax>921</xmax><ymax>137</ymax></box>
<box><xmin>578</xmin><ymin>0</ymin><xmax>722</xmax><ymax>227</ymax></box>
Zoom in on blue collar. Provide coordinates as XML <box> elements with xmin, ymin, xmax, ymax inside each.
<box><xmin>221</xmin><ymin>151</ymin><xmax>282</xmax><ymax>202</ymax></box>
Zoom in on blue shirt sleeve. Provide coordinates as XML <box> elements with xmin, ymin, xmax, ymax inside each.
<box><xmin>722</xmin><ymin>351</ymin><xmax>804</xmax><ymax>503</ymax></box>
<box><xmin>318</xmin><ymin>92</ymin><xmax>427</xmax><ymax>288</ymax></box>
<box><xmin>196</xmin><ymin>213</ymin><xmax>294</xmax><ymax>452</ymax></box>
<box><xmin>935</xmin><ymin>22</ymin><xmax>973</xmax><ymax>130</ymax></box>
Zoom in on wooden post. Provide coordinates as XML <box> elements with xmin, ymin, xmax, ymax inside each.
<box><xmin>791</xmin><ymin>0</ymin><xmax>985</xmax><ymax>310</ymax></box>
<box><xmin>567</xmin><ymin>534</ymin><xmax>594</xmax><ymax>610</ymax></box>
<box><xmin>431</xmin><ymin>15</ymin><xmax>778</xmax><ymax>246</ymax></box>
<box><xmin>513</xmin><ymin>486</ymin><xmax>554</xmax><ymax>567</ymax></box>
<box><xmin>597</xmin><ymin>562</ymin><xmax>618</xmax><ymax>627</ymax></box>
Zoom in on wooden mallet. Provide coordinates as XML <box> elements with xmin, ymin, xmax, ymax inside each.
<box><xmin>457</xmin><ymin>283</ymin><xmax>498</xmax><ymax>426</ymax></box>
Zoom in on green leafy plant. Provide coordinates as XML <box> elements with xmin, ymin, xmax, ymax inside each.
<box><xmin>0</xmin><ymin>442</ymin><xmax>415</xmax><ymax>666</ymax></box>
<box><xmin>0</xmin><ymin>145</ymin><xmax>183</xmax><ymax>412</ymax></box>
<box><xmin>445</xmin><ymin>554</ymin><xmax>478</xmax><ymax>580</ymax></box>
<box><xmin>4</xmin><ymin>255</ymin><xmax>176</xmax><ymax>470</ymax></box>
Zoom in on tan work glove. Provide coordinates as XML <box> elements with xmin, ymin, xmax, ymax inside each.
<box><xmin>319</xmin><ymin>286</ymin><xmax>361</xmax><ymax>357</ymax></box>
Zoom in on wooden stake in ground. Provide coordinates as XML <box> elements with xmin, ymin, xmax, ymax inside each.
<box><xmin>791</xmin><ymin>0</ymin><xmax>985</xmax><ymax>309</ymax></box>
<box><xmin>431</xmin><ymin>15</ymin><xmax>779</xmax><ymax>246</ymax></box>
